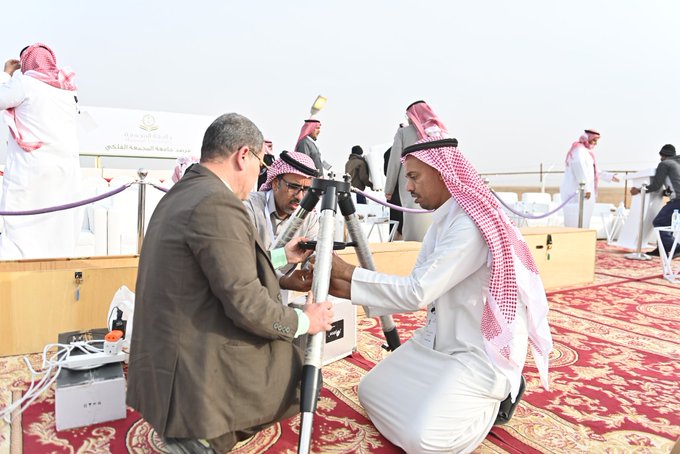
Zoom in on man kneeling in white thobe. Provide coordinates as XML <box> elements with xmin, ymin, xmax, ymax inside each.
<box><xmin>330</xmin><ymin>137</ymin><xmax>553</xmax><ymax>453</ymax></box>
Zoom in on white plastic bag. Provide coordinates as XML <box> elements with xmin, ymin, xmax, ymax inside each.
<box><xmin>107</xmin><ymin>285</ymin><xmax>135</xmax><ymax>347</ymax></box>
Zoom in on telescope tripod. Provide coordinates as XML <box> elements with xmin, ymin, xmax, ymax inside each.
<box><xmin>272</xmin><ymin>176</ymin><xmax>401</xmax><ymax>453</ymax></box>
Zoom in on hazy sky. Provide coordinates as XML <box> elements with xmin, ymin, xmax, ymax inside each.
<box><xmin>2</xmin><ymin>1</ymin><xmax>679</xmax><ymax>185</ymax></box>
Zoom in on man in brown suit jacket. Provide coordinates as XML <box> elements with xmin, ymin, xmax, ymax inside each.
<box><xmin>127</xmin><ymin>113</ymin><xmax>334</xmax><ymax>454</ymax></box>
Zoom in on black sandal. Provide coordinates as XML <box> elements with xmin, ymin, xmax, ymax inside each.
<box><xmin>494</xmin><ymin>375</ymin><xmax>526</xmax><ymax>425</ymax></box>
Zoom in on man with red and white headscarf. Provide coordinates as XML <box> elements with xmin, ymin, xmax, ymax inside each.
<box><xmin>0</xmin><ymin>43</ymin><xmax>82</xmax><ymax>259</ymax></box>
<box><xmin>560</xmin><ymin>129</ymin><xmax>618</xmax><ymax>228</ymax></box>
<box><xmin>294</xmin><ymin>119</ymin><xmax>324</xmax><ymax>176</ymax></box>
<box><xmin>330</xmin><ymin>137</ymin><xmax>552</xmax><ymax>453</ymax></box>
<box><xmin>385</xmin><ymin>100</ymin><xmax>450</xmax><ymax>241</ymax></box>
<box><xmin>244</xmin><ymin>150</ymin><xmax>320</xmax><ymax>296</ymax></box>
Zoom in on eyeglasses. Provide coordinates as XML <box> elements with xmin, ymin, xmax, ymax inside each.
<box><xmin>279</xmin><ymin>177</ymin><xmax>311</xmax><ymax>195</ymax></box>
<box><xmin>249</xmin><ymin>148</ymin><xmax>270</xmax><ymax>170</ymax></box>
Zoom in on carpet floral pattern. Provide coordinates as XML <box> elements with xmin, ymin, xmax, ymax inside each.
<box><xmin>0</xmin><ymin>242</ymin><xmax>678</xmax><ymax>453</ymax></box>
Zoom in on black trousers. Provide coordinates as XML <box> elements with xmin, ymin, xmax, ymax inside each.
<box><xmin>653</xmin><ymin>198</ymin><xmax>680</xmax><ymax>252</ymax></box>
<box><xmin>388</xmin><ymin>191</ymin><xmax>403</xmax><ymax>235</ymax></box>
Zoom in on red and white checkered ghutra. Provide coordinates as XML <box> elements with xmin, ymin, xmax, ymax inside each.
<box><xmin>20</xmin><ymin>43</ymin><xmax>77</xmax><ymax>91</ymax></box>
<box><xmin>404</xmin><ymin>136</ymin><xmax>552</xmax><ymax>390</ymax></box>
<box><xmin>259</xmin><ymin>151</ymin><xmax>317</xmax><ymax>191</ymax></box>
<box><xmin>3</xmin><ymin>43</ymin><xmax>78</xmax><ymax>152</ymax></box>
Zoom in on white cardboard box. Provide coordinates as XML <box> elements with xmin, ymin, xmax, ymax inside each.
<box><xmin>291</xmin><ymin>296</ymin><xmax>357</xmax><ymax>366</ymax></box>
<box><xmin>55</xmin><ymin>330</ymin><xmax>127</xmax><ymax>431</ymax></box>
<box><xmin>322</xmin><ymin>296</ymin><xmax>357</xmax><ymax>366</ymax></box>
<box><xmin>55</xmin><ymin>362</ymin><xmax>127</xmax><ymax>431</ymax></box>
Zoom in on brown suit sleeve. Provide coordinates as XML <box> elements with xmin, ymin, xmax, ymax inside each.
<box><xmin>186</xmin><ymin>191</ymin><xmax>298</xmax><ymax>341</ymax></box>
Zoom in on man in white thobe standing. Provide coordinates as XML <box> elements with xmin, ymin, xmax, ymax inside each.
<box><xmin>560</xmin><ymin>129</ymin><xmax>618</xmax><ymax>228</ymax></box>
<box><xmin>331</xmin><ymin>137</ymin><xmax>553</xmax><ymax>453</ymax></box>
<box><xmin>0</xmin><ymin>43</ymin><xmax>82</xmax><ymax>259</ymax></box>
<box><xmin>385</xmin><ymin>100</ymin><xmax>450</xmax><ymax>241</ymax></box>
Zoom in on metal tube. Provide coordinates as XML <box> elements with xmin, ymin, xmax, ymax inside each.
<box><xmin>272</xmin><ymin>210</ymin><xmax>309</xmax><ymax>249</ymax></box>
<box><xmin>624</xmin><ymin>184</ymin><xmax>651</xmax><ymax>261</ymax></box>
<box><xmin>577</xmin><ymin>182</ymin><xmax>585</xmax><ymax>228</ymax></box>
<box><xmin>298</xmin><ymin>413</ymin><xmax>315</xmax><ymax>454</ymax></box>
<box><xmin>635</xmin><ymin>184</ymin><xmax>648</xmax><ymax>253</ymax></box>
<box><xmin>297</xmin><ymin>187</ymin><xmax>337</xmax><ymax>454</ymax></box>
<box><xmin>136</xmin><ymin>168</ymin><xmax>148</xmax><ymax>254</ymax></box>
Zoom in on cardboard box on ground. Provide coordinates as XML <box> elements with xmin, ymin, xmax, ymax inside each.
<box><xmin>55</xmin><ymin>328</ymin><xmax>126</xmax><ymax>432</ymax></box>
<box><xmin>291</xmin><ymin>296</ymin><xmax>357</xmax><ymax>366</ymax></box>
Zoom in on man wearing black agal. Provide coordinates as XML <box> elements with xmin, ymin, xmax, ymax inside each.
<box><xmin>631</xmin><ymin>144</ymin><xmax>680</xmax><ymax>258</ymax></box>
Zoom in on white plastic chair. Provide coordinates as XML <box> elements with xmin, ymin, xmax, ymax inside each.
<box><xmin>494</xmin><ymin>192</ymin><xmax>519</xmax><ymax>205</ymax></box>
<box><xmin>521</xmin><ymin>192</ymin><xmax>552</xmax><ymax>205</ymax></box>
<box><xmin>591</xmin><ymin>203</ymin><xmax>619</xmax><ymax>240</ymax></box>
<box><xmin>520</xmin><ymin>193</ymin><xmax>554</xmax><ymax>227</ymax></box>
<box><xmin>493</xmin><ymin>192</ymin><xmax>525</xmax><ymax>227</ymax></box>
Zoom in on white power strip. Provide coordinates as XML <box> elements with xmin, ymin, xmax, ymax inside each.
<box><xmin>61</xmin><ymin>351</ymin><xmax>128</xmax><ymax>370</ymax></box>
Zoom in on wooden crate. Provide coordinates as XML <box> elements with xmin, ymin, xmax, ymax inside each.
<box><xmin>336</xmin><ymin>241</ymin><xmax>421</xmax><ymax>276</ymax></box>
<box><xmin>520</xmin><ymin>227</ymin><xmax>596</xmax><ymax>290</ymax></box>
<box><xmin>0</xmin><ymin>256</ymin><xmax>138</xmax><ymax>356</ymax></box>
<box><xmin>0</xmin><ymin>229</ymin><xmax>593</xmax><ymax>356</ymax></box>
<box><xmin>337</xmin><ymin>232</ymin><xmax>595</xmax><ymax>292</ymax></box>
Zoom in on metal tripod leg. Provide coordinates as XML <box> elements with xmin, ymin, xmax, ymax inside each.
<box><xmin>298</xmin><ymin>186</ymin><xmax>337</xmax><ymax>454</ymax></box>
<box><xmin>272</xmin><ymin>180</ymin><xmax>400</xmax><ymax>350</ymax></box>
<box><xmin>338</xmin><ymin>191</ymin><xmax>401</xmax><ymax>351</ymax></box>
<box><xmin>273</xmin><ymin>178</ymin><xmax>401</xmax><ymax>453</ymax></box>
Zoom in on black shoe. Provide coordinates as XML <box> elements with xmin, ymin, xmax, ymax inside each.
<box><xmin>494</xmin><ymin>375</ymin><xmax>526</xmax><ymax>426</ymax></box>
<box><xmin>163</xmin><ymin>438</ymin><xmax>215</xmax><ymax>454</ymax></box>
<box><xmin>672</xmin><ymin>250</ymin><xmax>680</xmax><ymax>259</ymax></box>
<box><xmin>647</xmin><ymin>248</ymin><xmax>660</xmax><ymax>257</ymax></box>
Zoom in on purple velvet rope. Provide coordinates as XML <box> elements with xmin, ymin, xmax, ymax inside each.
<box><xmin>353</xmin><ymin>187</ymin><xmax>578</xmax><ymax>219</ymax></box>
<box><xmin>492</xmin><ymin>191</ymin><xmax>578</xmax><ymax>219</ymax></box>
<box><xmin>0</xmin><ymin>183</ymin><xmax>133</xmax><ymax>216</ymax></box>
<box><xmin>150</xmin><ymin>183</ymin><xmax>169</xmax><ymax>193</ymax></box>
<box><xmin>352</xmin><ymin>188</ymin><xmax>433</xmax><ymax>214</ymax></box>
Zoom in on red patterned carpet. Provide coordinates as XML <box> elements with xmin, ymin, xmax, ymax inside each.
<box><xmin>1</xmin><ymin>242</ymin><xmax>678</xmax><ymax>453</ymax></box>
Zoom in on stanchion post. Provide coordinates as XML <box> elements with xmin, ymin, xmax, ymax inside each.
<box><xmin>635</xmin><ymin>184</ymin><xmax>648</xmax><ymax>253</ymax></box>
<box><xmin>577</xmin><ymin>182</ymin><xmax>585</xmax><ymax>228</ymax></box>
<box><xmin>137</xmin><ymin>168</ymin><xmax>148</xmax><ymax>254</ymax></box>
<box><xmin>624</xmin><ymin>183</ymin><xmax>651</xmax><ymax>261</ymax></box>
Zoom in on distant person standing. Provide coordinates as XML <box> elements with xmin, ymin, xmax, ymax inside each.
<box><xmin>560</xmin><ymin>129</ymin><xmax>618</xmax><ymax>228</ymax></box>
<box><xmin>257</xmin><ymin>139</ymin><xmax>276</xmax><ymax>189</ymax></box>
<box><xmin>384</xmin><ymin>145</ymin><xmax>403</xmax><ymax>237</ymax></box>
<box><xmin>171</xmin><ymin>154</ymin><xmax>199</xmax><ymax>183</ymax></box>
<box><xmin>385</xmin><ymin>100</ymin><xmax>449</xmax><ymax>241</ymax></box>
<box><xmin>295</xmin><ymin>119</ymin><xmax>323</xmax><ymax>176</ymax></box>
<box><xmin>345</xmin><ymin>145</ymin><xmax>373</xmax><ymax>204</ymax></box>
<box><xmin>630</xmin><ymin>144</ymin><xmax>680</xmax><ymax>258</ymax></box>
<box><xmin>0</xmin><ymin>43</ymin><xmax>83</xmax><ymax>259</ymax></box>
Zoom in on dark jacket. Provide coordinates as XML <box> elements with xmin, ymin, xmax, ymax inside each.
<box><xmin>345</xmin><ymin>154</ymin><xmax>373</xmax><ymax>191</ymax></box>
<box><xmin>127</xmin><ymin>164</ymin><xmax>302</xmax><ymax>439</ymax></box>
<box><xmin>647</xmin><ymin>156</ymin><xmax>680</xmax><ymax>198</ymax></box>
